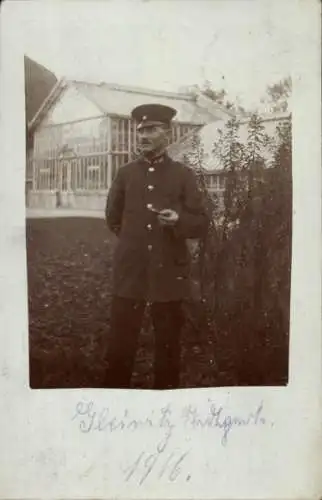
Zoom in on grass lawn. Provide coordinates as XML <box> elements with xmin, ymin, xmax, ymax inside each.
<box><xmin>26</xmin><ymin>217</ymin><xmax>288</xmax><ymax>389</ymax></box>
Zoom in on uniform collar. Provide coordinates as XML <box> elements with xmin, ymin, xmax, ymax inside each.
<box><xmin>140</xmin><ymin>149</ymin><xmax>169</xmax><ymax>166</ymax></box>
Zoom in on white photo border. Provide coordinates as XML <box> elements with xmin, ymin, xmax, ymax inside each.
<box><xmin>0</xmin><ymin>1</ymin><xmax>321</xmax><ymax>499</ymax></box>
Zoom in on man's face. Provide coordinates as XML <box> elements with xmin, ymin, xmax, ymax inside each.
<box><xmin>137</xmin><ymin>124</ymin><xmax>170</xmax><ymax>155</ymax></box>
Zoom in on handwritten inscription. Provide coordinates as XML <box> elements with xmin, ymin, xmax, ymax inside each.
<box><xmin>182</xmin><ymin>402</ymin><xmax>266</xmax><ymax>446</ymax></box>
<box><xmin>122</xmin><ymin>430</ymin><xmax>191</xmax><ymax>485</ymax></box>
<box><xmin>72</xmin><ymin>399</ymin><xmax>269</xmax><ymax>484</ymax></box>
<box><xmin>72</xmin><ymin>401</ymin><xmax>174</xmax><ymax>435</ymax></box>
<box><xmin>72</xmin><ymin>399</ymin><xmax>266</xmax><ymax>447</ymax></box>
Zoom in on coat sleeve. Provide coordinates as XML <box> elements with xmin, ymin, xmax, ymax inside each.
<box><xmin>173</xmin><ymin>167</ymin><xmax>209</xmax><ymax>239</ymax></box>
<box><xmin>105</xmin><ymin>168</ymin><xmax>125</xmax><ymax>236</ymax></box>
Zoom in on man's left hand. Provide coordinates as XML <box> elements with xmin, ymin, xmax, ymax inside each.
<box><xmin>157</xmin><ymin>209</ymin><xmax>179</xmax><ymax>226</ymax></box>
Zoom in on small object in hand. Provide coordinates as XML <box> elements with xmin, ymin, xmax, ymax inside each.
<box><xmin>157</xmin><ymin>208</ymin><xmax>179</xmax><ymax>226</ymax></box>
<box><xmin>148</xmin><ymin>206</ymin><xmax>162</xmax><ymax>214</ymax></box>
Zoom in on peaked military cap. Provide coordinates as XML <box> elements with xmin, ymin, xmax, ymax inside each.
<box><xmin>131</xmin><ymin>103</ymin><xmax>177</xmax><ymax>130</ymax></box>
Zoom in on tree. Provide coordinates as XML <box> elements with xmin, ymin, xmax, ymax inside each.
<box><xmin>212</xmin><ymin>116</ymin><xmax>248</xmax><ymax>234</ymax></box>
<box><xmin>260</xmin><ymin>76</ymin><xmax>292</xmax><ymax>113</ymax></box>
<box><xmin>182</xmin><ymin>81</ymin><xmax>247</xmax><ymax>115</ymax></box>
<box><xmin>192</xmin><ymin>112</ymin><xmax>292</xmax><ymax>383</ymax></box>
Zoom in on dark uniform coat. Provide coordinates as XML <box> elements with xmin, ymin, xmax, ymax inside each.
<box><xmin>105</xmin><ymin>152</ymin><xmax>208</xmax><ymax>302</ymax></box>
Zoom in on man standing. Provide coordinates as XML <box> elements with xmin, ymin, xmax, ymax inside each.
<box><xmin>105</xmin><ymin>103</ymin><xmax>208</xmax><ymax>390</ymax></box>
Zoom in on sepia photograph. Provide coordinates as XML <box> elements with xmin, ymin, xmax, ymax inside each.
<box><xmin>25</xmin><ymin>1</ymin><xmax>292</xmax><ymax>390</ymax></box>
<box><xmin>1</xmin><ymin>1</ymin><xmax>321</xmax><ymax>499</ymax></box>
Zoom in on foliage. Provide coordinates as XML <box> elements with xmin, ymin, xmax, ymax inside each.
<box><xmin>260</xmin><ymin>76</ymin><xmax>292</xmax><ymax>113</ymax></box>
<box><xmin>183</xmin><ymin>81</ymin><xmax>247</xmax><ymax>115</ymax></box>
<box><xmin>183</xmin><ymin>76</ymin><xmax>292</xmax><ymax>116</ymax></box>
<box><xmin>183</xmin><ymin>113</ymin><xmax>292</xmax><ymax>384</ymax></box>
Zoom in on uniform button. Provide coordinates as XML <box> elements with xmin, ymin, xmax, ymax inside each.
<box><xmin>147</xmin><ymin>224</ymin><xmax>152</xmax><ymax>230</ymax></box>
<box><xmin>147</xmin><ymin>185</ymin><xmax>154</xmax><ymax>191</ymax></box>
<box><xmin>147</xmin><ymin>203</ymin><xmax>153</xmax><ymax>209</ymax></box>
<box><xmin>148</xmin><ymin>167</ymin><xmax>155</xmax><ymax>172</ymax></box>
<box><xmin>148</xmin><ymin>244</ymin><xmax>153</xmax><ymax>251</ymax></box>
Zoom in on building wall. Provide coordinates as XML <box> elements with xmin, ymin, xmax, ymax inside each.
<box><xmin>28</xmin><ymin>82</ymin><xmax>232</xmax><ymax>209</ymax></box>
<box><xmin>34</xmin><ymin>86</ymin><xmax>103</xmax><ymax>157</ymax></box>
<box><xmin>30</xmin><ymin>113</ymin><xmax>199</xmax><ymax>200</ymax></box>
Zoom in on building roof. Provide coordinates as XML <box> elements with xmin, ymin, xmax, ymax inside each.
<box><xmin>25</xmin><ymin>56</ymin><xmax>58</xmax><ymax>148</ymax></box>
<box><xmin>28</xmin><ymin>78</ymin><xmax>234</xmax><ymax>130</ymax></box>
<box><xmin>25</xmin><ymin>56</ymin><xmax>58</xmax><ymax>123</ymax></box>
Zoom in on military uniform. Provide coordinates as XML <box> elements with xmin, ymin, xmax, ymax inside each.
<box><xmin>105</xmin><ymin>104</ymin><xmax>208</xmax><ymax>389</ymax></box>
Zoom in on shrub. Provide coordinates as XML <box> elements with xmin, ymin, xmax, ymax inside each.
<box><xmin>183</xmin><ymin>114</ymin><xmax>292</xmax><ymax>380</ymax></box>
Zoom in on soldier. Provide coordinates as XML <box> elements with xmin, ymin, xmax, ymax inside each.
<box><xmin>105</xmin><ymin>103</ymin><xmax>208</xmax><ymax>390</ymax></box>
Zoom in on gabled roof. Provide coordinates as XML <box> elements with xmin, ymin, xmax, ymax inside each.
<box><xmin>25</xmin><ymin>56</ymin><xmax>58</xmax><ymax>150</ymax></box>
<box><xmin>28</xmin><ymin>78</ymin><xmax>234</xmax><ymax>130</ymax></box>
<box><xmin>25</xmin><ymin>56</ymin><xmax>58</xmax><ymax>124</ymax></box>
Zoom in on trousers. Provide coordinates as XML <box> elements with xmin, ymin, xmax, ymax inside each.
<box><xmin>105</xmin><ymin>296</ymin><xmax>184</xmax><ymax>390</ymax></box>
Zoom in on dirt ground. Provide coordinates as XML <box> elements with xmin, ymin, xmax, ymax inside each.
<box><xmin>27</xmin><ymin>217</ymin><xmax>288</xmax><ymax>389</ymax></box>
